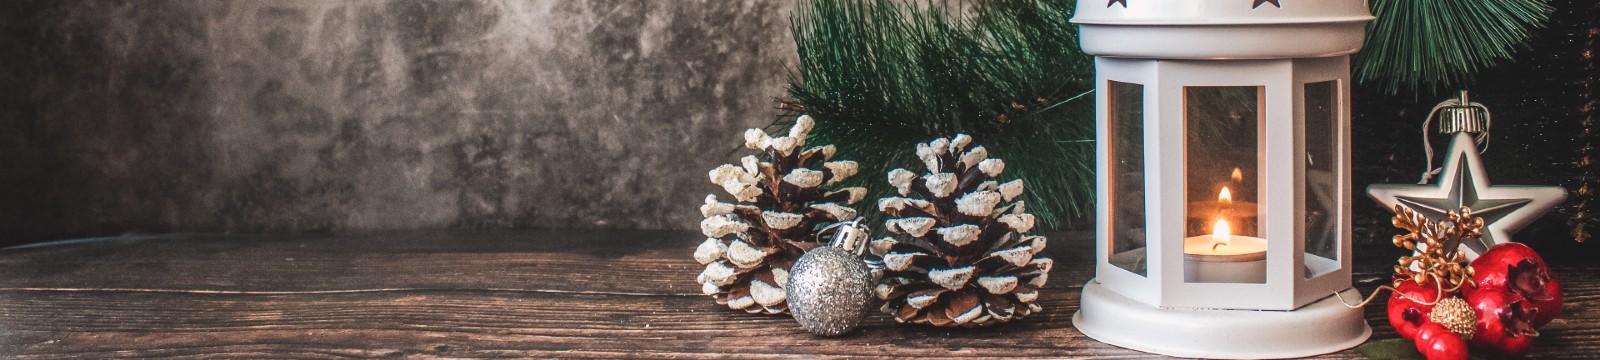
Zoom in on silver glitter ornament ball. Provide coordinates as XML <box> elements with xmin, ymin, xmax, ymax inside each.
<box><xmin>786</xmin><ymin>245</ymin><xmax>875</xmax><ymax>337</ymax></box>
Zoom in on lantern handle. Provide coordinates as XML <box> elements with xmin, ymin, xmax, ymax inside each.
<box><xmin>1418</xmin><ymin>92</ymin><xmax>1492</xmax><ymax>184</ymax></box>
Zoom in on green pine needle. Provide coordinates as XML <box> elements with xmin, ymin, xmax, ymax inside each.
<box><xmin>776</xmin><ymin>0</ymin><xmax>1096</xmax><ymax>229</ymax></box>
<box><xmin>1355</xmin><ymin>0</ymin><xmax>1552</xmax><ymax>95</ymax></box>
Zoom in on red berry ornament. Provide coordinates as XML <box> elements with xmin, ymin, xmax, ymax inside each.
<box><xmin>1470</xmin><ymin>242</ymin><xmax>1563</xmax><ymax>327</ymax></box>
<box><xmin>1471</xmin><ymin>243</ymin><xmax>1548</xmax><ymax>295</ymax></box>
<box><xmin>1530</xmin><ymin>276</ymin><xmax>1563</xmax><ymax>327</ymax></box>
<box><xmin>1466</xmin><ymin>288</ymin><xmax>1538</xmax><ymax>356</ymax></box>
<box><xmin>1388</xmin><ymin>278</ymin><xmax>1441</xmax><ymax>340</ymax></box>
<box><xmin>1473</xmin><ymin>242</ymin><xmax>1546</xmax><ymax>272</ymax></box>
<box><xmin>1415</xmin><ymin>322</ymin><xmax>1470</xmax><ymax>360</ymax></box>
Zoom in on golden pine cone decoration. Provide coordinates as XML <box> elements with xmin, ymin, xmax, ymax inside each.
<box><xmin>1429</xmin><ymin>296</ymin><xmax>1477</xmax><ymax>339</ymax></box>
<box><xmin>694</xmin><ymin>115</ymin><xmax>867</xmax><ymax>314</ymax></box>
<box><xmin>870</xmin><ymin>134</ymin><xmax>1052</xmax><ymax>327</ymax></box>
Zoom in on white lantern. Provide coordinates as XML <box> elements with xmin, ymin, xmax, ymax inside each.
<box><xmin>1069</xmin><ymin>1</ymin><xmax>1374</xmax><ymax>358</ymax></box>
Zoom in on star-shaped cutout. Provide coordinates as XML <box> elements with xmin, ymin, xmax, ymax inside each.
<box><xmin>1108</xmin><ymin>0</ymin><xmax>1127</xmax><ymax>8</ymax></box>
<box><xmin>1368</xmin><ymin>133</ymin><xmax>1565</xmax><ymax>260</ymax></box>
<box><xmin>1253</xmin><ymin>0</ymin><xmax>1281</xmax><ymax>8</ymax></box>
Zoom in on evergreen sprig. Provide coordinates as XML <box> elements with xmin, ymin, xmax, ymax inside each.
<box><xmin>1355</xmin><ymin>0</ymin><xmax>1552</xmax><ymax>95</ymax></box>
<box><xmin>777</xmin><ymin>0</ymin><xmax>1095</xmax><ymax>229</ymax></box>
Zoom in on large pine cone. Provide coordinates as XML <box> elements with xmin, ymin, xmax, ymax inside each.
<box><xmin>694</xmin><ymin>116</ymin><xmax>867</xmax><ymax>314</ymax></box>
<box><xmin>871</xmin><ymin>134</ymin><xmax>1052</xmax><ymax>327</ymax></box>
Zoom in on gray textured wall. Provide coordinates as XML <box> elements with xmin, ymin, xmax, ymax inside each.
<box><xmin>0</xmin><ymin>0</ymin><xmax>796</xmax><ymax>243</ymax></box>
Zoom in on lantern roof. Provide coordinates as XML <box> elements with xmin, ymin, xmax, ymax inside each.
<box><xmin>1072</xmin><ymin>0</ymin><xmax>1373</xmax><ymax>26</ymax></box>
<box><xmin>1070</xmin><ymin>0</ymin><xmax>1373</xmax><ymax>59</ymax></box>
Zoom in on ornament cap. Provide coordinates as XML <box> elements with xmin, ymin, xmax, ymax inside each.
<box><xmin>1437</xmin><ymin>91</ymin><xmax>1489</xmax><ymax>135</ymax></box>
<box><xmin>819</xmin><ymin>219</ymin><xmax>872</xmax><ymax>258</ymax></box>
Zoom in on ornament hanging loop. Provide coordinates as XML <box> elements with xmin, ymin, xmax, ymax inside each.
<box><xmin>1419</xmin><ymin>91</ymin><xmax>1493</xmax><ymax>184</ymax></box>
<box><xmin>817</xmin><ymin>218</ymin><xmax>871</xmax><ymax>258</ymax></box>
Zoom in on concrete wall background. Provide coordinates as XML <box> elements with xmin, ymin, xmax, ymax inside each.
<box><xmin>0</xmin><ymin>0</ymin><xmax>797</xmax><ymax>244</ymax></box>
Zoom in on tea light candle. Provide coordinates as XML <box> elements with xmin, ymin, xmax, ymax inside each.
<box><xmin>1182</xmin><ymin>218</ymin><xmax>1267</xmax><ymax>283</ymax></box>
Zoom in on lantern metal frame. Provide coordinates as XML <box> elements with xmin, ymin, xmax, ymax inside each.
<box><xmin>1068</xmin><ymin>1</ymin><xmax>1373</xmax><ymax>358</ymax></box>
<box><xmin>1089</xmin><ymin>57</ymin><xmax>1357</xmax><ymax>310</ymax></box>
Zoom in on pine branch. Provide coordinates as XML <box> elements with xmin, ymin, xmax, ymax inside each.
<box><xmin>776</xmin><ymin>0</ymin><xmax>1095</xmax><ymax>229</ymax></box>
<box><xmin>1355</xmin><ymin>0</ymin><xmax>1553</xmax><ymax>95</ymax></box>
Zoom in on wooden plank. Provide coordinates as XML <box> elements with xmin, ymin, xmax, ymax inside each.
<box><xmin>0</xmin><ymin>230</ymin><xmax>710</xmax><ymax>294</ymax></box>
<box><xmin>0</xmin><ymin>230</ymin><xmax>1099</xmax><ymax>293</ymax></box>
<box><xmin>0</xmin><ymin>230</ymin><xmax>1594</xmax><ymax>358</ymax></box>
<box><xmin>0</xmin><ymin>291</ymin><xmax>1145</xmax><ymax>359</ymax></box>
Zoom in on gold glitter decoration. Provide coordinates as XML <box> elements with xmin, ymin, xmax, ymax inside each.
<box><xmin>1429</xmin><ymin>296</ymin><xmax>1478</xmax><ymax>339</ymax></box>
<box><xmin>1390</xmin><ymin>204</ymin><xmax>1479</xmax><ymax>292</ymax></box>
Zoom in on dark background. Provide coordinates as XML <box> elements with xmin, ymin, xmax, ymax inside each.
<box><xmin>1350</xmin><ymin>0</ymin><xmax>1600</xmax><ymax>259</ymax></box>
<box><xmin>1</xmin><ymin>0</ymin><xmax>1597</xmax><ymax>258</ymax></box>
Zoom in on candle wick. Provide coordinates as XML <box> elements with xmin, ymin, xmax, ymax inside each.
<box><xmin>1212</xmin><ymin>242</ymin><xmax>1226</xmax><ymax>251</ymax></box>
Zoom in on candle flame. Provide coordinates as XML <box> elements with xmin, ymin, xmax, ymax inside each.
<box><xmin>1231</xmin><ymin>168</ymin><xmax>1243</xmax><ymax>182</ymax></box>
<box><xmin>1218</xmin><ymin>187</ymin><xmax>1233</xmax><ymax>204</ymax></box>
<box><xmin>1212</xmin><ymin>219</ymin><xmax>1231</xmax><ymax>247</ymax></box>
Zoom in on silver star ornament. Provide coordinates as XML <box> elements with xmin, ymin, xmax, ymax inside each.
<box><xmin>1368</xmin><ymin>132</ymin><xmax>1565</xmax><ymax>259</ymax></box>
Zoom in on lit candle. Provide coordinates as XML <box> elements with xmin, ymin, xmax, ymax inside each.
<box><xmin>1182</xmin><ymin>189</ymin><xmax>1267</xmax><ymax>283</ymax></box>
<box><xmin>1216</xmin><ymin>186</ymin><xmax>1234</xmax><ymax>220</ymax></box>
<box><xmin>1212</xmin><ymin>218</ymin><xmax>1230</xmax><ymax>245</ymax></box>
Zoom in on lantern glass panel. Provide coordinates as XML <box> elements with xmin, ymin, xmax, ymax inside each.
<box><xmin>1303</xmin><ymin>80</ymin><xmax>1340</xmax><ymax>277</ymax></box>
<box><xmin>1183</xmin><ymin>86</ymin><xmax>1266</xmax><ymax>284</ymax></box>
<box><xmin>1109</xmin><ymin>80</ymin><xmax>1147</xmax><ymax>276</ymax></box>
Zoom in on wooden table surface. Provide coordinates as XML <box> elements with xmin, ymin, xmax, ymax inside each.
<box><xmin>0</xmin><ymin>230</ymin><xmax>1594</xmax><ymax>358</ymax></box>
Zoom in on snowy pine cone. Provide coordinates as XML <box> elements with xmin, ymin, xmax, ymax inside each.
<box><xmin>871</xmin><ymin>134</ymin><xmax>1051</xmax><ymax>327</ymax></box>
<box><xmin>694</xmin><ymin>115</ymin><xmax>868</xmax><ymax>314</ymax></box>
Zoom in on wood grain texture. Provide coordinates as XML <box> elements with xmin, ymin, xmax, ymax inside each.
<box><xmin>0</xmin><ymin>230</ymin><xmax>1595</xmax><ymax>358</ymax></box>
